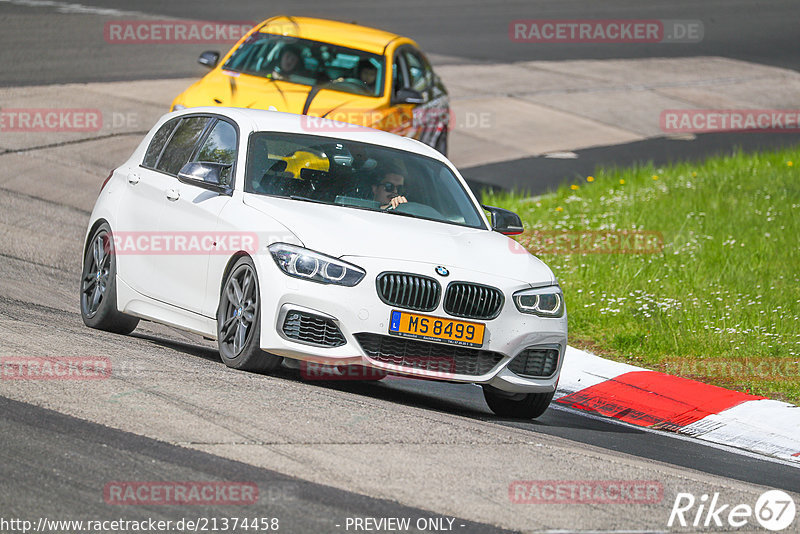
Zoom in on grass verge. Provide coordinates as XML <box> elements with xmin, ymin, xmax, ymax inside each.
<box><xmin>484</xmin><ymin>147</ymin><xmax>800</xmax><ymax>404</ymax></box>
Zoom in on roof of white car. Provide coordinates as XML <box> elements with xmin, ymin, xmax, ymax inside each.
<box><xmin>170</xmin><ymin>106</ymin><xmax>447</xmax><ymax>163</ymax></box>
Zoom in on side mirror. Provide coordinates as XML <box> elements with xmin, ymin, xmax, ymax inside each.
<box><xmin>177</xmin><ymin>161</ymin><xmax>231</xmax><ymax>194</ymax></box>
<box><xmin>394</xmin><ymin>88</ymin><xmax>425</xmax><ymax>105</ymax></box>
<box><xmin>482</xmin><ymin>205</ymin><xmax>524</xmax><ymax>235</ymax></box>
<box><xmin>198</xmin><ymin>51</ymin><xmax>220</xmax><ymax>68</ymax></box>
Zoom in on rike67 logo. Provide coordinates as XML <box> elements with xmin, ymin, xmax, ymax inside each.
<box><xmin>669</xmin><ymin>490</ymin><xmax>796</xmax><ymax>531</ymax></box>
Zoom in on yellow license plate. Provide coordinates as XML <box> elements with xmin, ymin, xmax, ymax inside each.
<box><xmin>388</xmin><ymin>310</ymin><xmax>485</xmax><ymax>348</ymax></box>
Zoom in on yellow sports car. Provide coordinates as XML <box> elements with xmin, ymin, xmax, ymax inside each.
<box><xmin>171</xmin><ymin>16</ymin><xmax>450</xmax><ymax>154</ymax></box>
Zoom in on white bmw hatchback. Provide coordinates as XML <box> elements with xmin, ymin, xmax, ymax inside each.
<box><xmin>81</xmin><ymin>107</ymin><xmax>567</xmax><ymax>418</ymax></box>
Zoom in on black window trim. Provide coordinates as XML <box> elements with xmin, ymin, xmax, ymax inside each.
<box><xmin>140</xmin><ymin>113</ymin><xmax>241</xmax><ymax>194</ymax></box>
<box><xmin>392</xmin><ymin>49</ymin><xmax>409</xmax><ymax>100</ymax></box>
<box><xmin>189</xmin><ymin>117</ymin><xmax>220</xmax><ymax>163</ymax></box>
<box><xmin>192</xmin><ymin>117</ymin><xmax>241</xmax><ymax>192</ymax></box>
<box><xmin>400</xmin><ymin>45</ymin><xmax>431</xmax><ymax>94</ymax></box>
<box><xmin>140</xmin><ymin>115</ymin><xmax>212</xmax><ymax>176</ymax></box>
<box><xmin>142</xmin><ymin>117</ymin><xmax>180</xmax><ymax>171</ymax></box>
<box><xmin>392</xmin><ymin>45</ymin><xmax>432</xmax><ymax>104</ymax></box>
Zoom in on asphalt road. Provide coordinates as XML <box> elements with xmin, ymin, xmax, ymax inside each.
<box><xmin>0</xmin><ymin>186</ymin><xmax>797</xmax><ymax>531</ymax></box>
<box><xmin>2</xmin><ymin>0</ymin><xmax>799</xmax><ymax>86</ymax></box>
<box><xmin>463</xmin><ymin>131</ymin><xmax>800</xmax><ymax>195</ymax></box>
<box><xmin>0</xmin><ymin>395</ymin><xmax>511</xmax><ymax>534</ymax></box>
<box><xmin>3</xmin><ymin>0</ymin><xmax>799</xmax><ymax>193</ymax></box>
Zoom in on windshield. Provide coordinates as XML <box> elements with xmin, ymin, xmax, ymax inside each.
<box><xmin>244</xmin><ymin>132</ymin><xmax>486</xmax><ymax>229</ymax></box>
<box><xmin>222</xmin><ymin>33</ymin><xmax>385</xmax><ymax>97</ymax></box>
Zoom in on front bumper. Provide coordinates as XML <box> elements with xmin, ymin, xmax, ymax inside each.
<box><xmin>255</xmin><ymin>255</ymin><xmax>567</xmax><ymax>393</ymax></box>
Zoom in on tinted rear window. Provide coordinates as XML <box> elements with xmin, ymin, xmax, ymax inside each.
<box><xmin>142</xmin><ymin>118</ymin><xmax>179</xmax><ymax>168</ymax></box>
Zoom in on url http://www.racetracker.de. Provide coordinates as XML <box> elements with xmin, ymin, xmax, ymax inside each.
<box><xmin>0</xmin><ymin>517</ymin><xmax>281</xmax><ymax>533</ymax></box>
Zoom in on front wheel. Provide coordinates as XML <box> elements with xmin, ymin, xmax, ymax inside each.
<box><xmin>80</xmin><ymin>223</ymin><xmax>139</xmax><ymax>335</ymax></box>
<box><xmin>482</xmin><ymin>385</ymin><xmax>554</xmax><ymax>419</ymax></box>
<box><xmin>217</xmin><ymin>256</ymin><xmax>282</xmax><ymax>373</ymax></box>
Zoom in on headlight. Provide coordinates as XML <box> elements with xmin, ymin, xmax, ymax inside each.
<box><xmin>269</xmin><ymin>243</ymin><xmax>365</xmax><ymax>286</ymax></box>
<box><xmin>513</xmin><ymin>286</ymin><xmax>565</xmax><ymax>317</ymax></box>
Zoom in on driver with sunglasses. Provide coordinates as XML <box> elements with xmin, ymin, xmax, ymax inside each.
<box><xmin>372</xmin><ymin>167</ymin><xmax>408</xmax><ymax>210</ymax></box>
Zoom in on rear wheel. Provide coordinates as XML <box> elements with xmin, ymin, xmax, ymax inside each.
<box><xmin>80</xmin><ymin>223</ymin><xmax>139</xmax><ymax>334</ymax></box>
<box><xmin>482</xmin><ymin>385</ymin><xmax>554</xmax><ymax>419</ymax></box>
<box><xmin>217</xmin><ymin>257</ymin><xmax>282</xmax><ymax>373</ymax></box>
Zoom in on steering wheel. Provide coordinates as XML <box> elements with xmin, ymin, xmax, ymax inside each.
<box><xmin>391</xmin><ymin>202</ymin><xmax>443</xmax><ymax>219</ymax></box>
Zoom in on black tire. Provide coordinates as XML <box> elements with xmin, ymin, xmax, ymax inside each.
<box><xmin>80</xmin><ymin>223</ymin><xmax>139</xmax><ymax>335</ymax></box>
<box><xmin>434</xmin><ymin>130</ymin><xmax>448</xmax><ymax>156</ymax></box>
<box><xmin>217</xmin><ymin>256</ymin><xmax>282</xmax><ymax>373</ymax></box>
<box><xmin>482</xmin><ymin>385</ymin><xmax>554</xmax><ymax>419</ymax></box>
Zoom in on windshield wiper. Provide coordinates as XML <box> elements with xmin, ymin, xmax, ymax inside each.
<box><xmin>289</xmin><ymin>195</ymin><xmax>329</xmax><ymax>205</ymax></box>
<box><xmin>282</xmin><ymin>195</ymin><xmax>421</xmax><ymax>219</ymax></box>
<box><xmin>382</xmin><ymin>209</ymin><xmax>418</xmax><ymax>219</ymax></box>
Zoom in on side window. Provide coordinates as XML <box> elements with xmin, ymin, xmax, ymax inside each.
<box><xmin>193</xmin><ymin>120</ymin><xmax>238</xmax><ymax>185</ymax></box>
<box><xmin>392</xmin><ymin>55</ymin><xmax>404</xmax><ymax>97</ymax></box>
<box><xmin>142</xmin><ymin>118</ymin><xmax>179</xmax><ymax>168</ymax></box>
<box><xmin>402</xmin><ymin>50</ymin><xmax>429</xmax><ymax>93</ymax></box>
<box><xmin>156</xmin><ymin>117</ymin><xmax>211</xmax><ymax>176</ymax></box>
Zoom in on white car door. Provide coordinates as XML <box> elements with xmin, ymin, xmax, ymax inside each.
<box><xmin>155</xmin><ymin>117</ymin><xmax>237</xmax><ymax>316</ymax></box>
<box><xmin>114</xmin><ymin>117</ymin><xmax>181</xmax><ymax>298</ymax></box>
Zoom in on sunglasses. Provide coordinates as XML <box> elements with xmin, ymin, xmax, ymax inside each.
<box><xmin>378</xmin><ymin>182</ymin><xmax>405</xmax><ymax>195</ymax></box>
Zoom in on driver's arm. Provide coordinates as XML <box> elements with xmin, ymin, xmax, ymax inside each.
<box><xmin>383</xmin><ymin>196</ymin><xmax>408</xmax><ymax>210</ymax></box>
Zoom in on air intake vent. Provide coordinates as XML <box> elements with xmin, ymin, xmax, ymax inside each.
<box><xmin>354</xmin><ymin>333</ymin><xmax>504</xmax><ymax>376</ymax></box>
<box><xmin>376</xmin><ymin>272</ymin><xmax>441</xmax><ymax>312</ymax></box>
<box><xmin>508</xmin><ymin>348</ymin><xmax>559</xmax><ymax>378</ymax></box>
<box><xmin>443</xmin><ymin>282</ymin><xmax>504</xmax><ymax>320</ymax></box>
<box><xmin>282</xmin><ymin>311</ymin><xmax>346</xmax><ymax>347</ymax></box>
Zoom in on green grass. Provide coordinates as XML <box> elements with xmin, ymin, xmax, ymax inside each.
<box><xmin>484</xmin><ymin>147</ymin><xmax>800</xmax><ymax>404</ymax></box>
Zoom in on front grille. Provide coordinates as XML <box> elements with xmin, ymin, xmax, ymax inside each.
<box><xmin>354</xmin><ymin>333</ymin><xmax>504</xmax><ymax>376</ymax></box>
<box><xmin>507</xmin><ymin>347</ymin><xmax>559</xmax><ymax>378</ymax></box>
<box><xmin>376</xmin><ymin>272</ymin><xmax>441</xmax><ymax>312</ymax></box>
<box><xmin>443</xmin><ymin>282</ymin><xmax>504</xmax><ymax>320</ymax></box>
<box><xmin>282</xmin><ymin>311</ymin><xmax>346</xmax><ymax>347</ymax></box>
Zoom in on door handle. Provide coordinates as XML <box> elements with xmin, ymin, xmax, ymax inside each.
<box><xmin>128</xmin><ymin>173</ymin><xmax>140</xmax><ymax>185</ymax></box>
<box><xmin>166</xmin><ymin>189</ymin><xmax>180</xmax><ymax>201</ymax></box>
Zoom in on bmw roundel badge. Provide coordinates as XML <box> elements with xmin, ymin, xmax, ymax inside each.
<box><xmin>435</xmin><ymin>266</ymin><xmax>449</xmax><ymax>277</ymax></box>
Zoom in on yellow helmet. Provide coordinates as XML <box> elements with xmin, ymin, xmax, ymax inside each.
<box><xmin>277</xmin><ymin>149</ymin><xmax>330</xmax><ymax>179</ymax></box>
